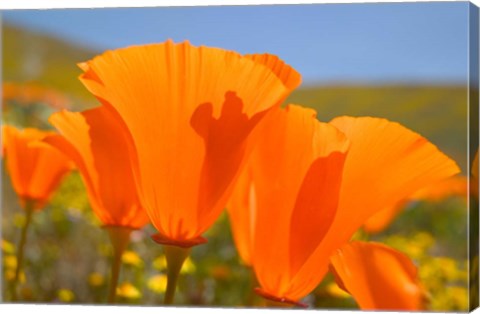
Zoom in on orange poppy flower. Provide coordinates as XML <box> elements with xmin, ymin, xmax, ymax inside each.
<box><xmin>3</xmin><ymin>82</ymin><xmax>71</xmax><ymax>110</ymax></box>
<box><xmin>77</xmin><ymin>40</ymin><xmax>300</xmax><ymax>246</ymax></box>
<box><xmin>2</xmin><ymin>125</ymin><xmax>74</xmax><ymax>301</ymax></box>
<box><xmin>45</xmin><ymin>106</ymin><xmax>152</xmax><ymax>303</ymax></box>
<box><xmin>291</xmin><ymin>116</ymin><xmax>460</xmax><ymax>297</ymax></box>
<box><xmin>364</xmin><ymin>175</ymin><xmax>468</xmax><ymax>233</ymax></box>
<box><xmin>228</xmin><ymin>104</ymin><xmax>350</xmax><ymax>304</ymax></box>
<box><xmin>228</xmin><ymin>114</ymin><xmax>460</xmax><ymax>304</ymax></box>
<box><xmin>2</xmin><ymin>125</ymin><xmax>74</xmax><ymax>210</ymax></box>
<box><xmin>330</xmin><ymin>241</ymin><xmax>426</xmax><ymax>310</ymax></box>
<box><xmin>227</xmin><ymin>166</ymin><xmax>256</xmax><ymax>266</ymax></box>
<box><xmin>45</xmin><ymin>106</ymin><xmax>149</xmax><ymax>229</ymax></box>
<box><xmin>362</xmin><ymin>201</ymin><xmax>409</xmax><ymax>235</ymax></box>
<box><xmin>411</xmin><ymin>175</ymin><xmax>467</xmax><ymax>200</ymax></box>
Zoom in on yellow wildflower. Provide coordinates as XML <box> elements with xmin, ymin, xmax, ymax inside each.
<box><xmin>325</xmin><ymin>282</ymin><xmax>351</xmax><ymax>299</ymax></box>
<box><xmin>88</xmin><ymin>272</ymin><xmax>105</xmax><ymax>287</ymax></box>
<box><xmin>3</xmin><ymin>255</ymin><xmax>17</xmax><ymax>269</ymax></box>
<box><xmin>116</xmin><ymin>282</ymin><xmax>141</xmax><ymax>299</ymax></box>
<box><xmin>57</xmin><ymin>289</ymin><xmax>75</xmax><ymax>302</ymax></box>
<box><xmin>152</xmin><ymin>255</ymin><xmax>167</xmax><ymax>271</ymax></box>
<box><xmin>1</xmin><ymin>239</ymin><xmax>15</xmax><ymax>254</ymax></box>
<box><xmin>180</xmin><ymin>257</ymin><xmax>196</xmax><ymax>274</ymax></box>
<box><xmin>122</xmin><ymin>250</ymin><xmax>143</xmax><ymax>268</ymax></box>
<box><xmin>147</xmin><ymin>275</ymin><xmax>167</xmax><ymax>294</ymax></box>
<box><xmin>5</xmin><ymin>269</ymin><xmax>25</xmax><ymax>283</ymax></box>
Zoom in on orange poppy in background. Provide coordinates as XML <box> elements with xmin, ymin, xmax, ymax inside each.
<box><xmin>2</xmin><ymin>125</ymin><xmax>74</xmax><ymax>301</ymax></box>
<box><xmin>3</xmin><ymin>82</ymin><xmax>71</xmax><ymax>110</ymax></box>
<box><xmin>45</xmin><ymin>106</ymin><xmax>150</xmax><ymax>229</ymax></box>
<box><xmin>364</xmin><ymin>175</ymin><xmax>468</xmax><ymax>234</ymax></box>
<box><xmin>77</xmin><ymin>40</ymin><xmax>301</xmax><ymax>247</ymax></box>
<box><xmin>329</xmin><ymin>241</ymin><xmax>426</xmax><ymax>310</ymax></box>
<box><xmin>2</xmin><ymin>125</ymin><xmax>74</xmax><ymax>210</ymax></box>
<box><xmin>228</xmin><ymin>114</ymin><xmax>460</xmax><ymax>306</ymax></box>
<box><xmin>45</xmin><ymin>105</ymin><xmax>151</xmax><ymax>303</ymax></box>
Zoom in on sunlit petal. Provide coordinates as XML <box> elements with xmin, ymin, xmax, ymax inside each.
<box><xmin>330</xmin><ymin>241</ymin><xmax>426</xmax><ymax>310</ymax></box>
<box><xmin>47</xmin><ymin>106</ymin><xmax>149</xmax><ymax>229</ymax></box>
<box><xmin>229</xmin><ymin>105</ymin><xmax>349</xmax><ymax>300</ymax></box>
<box><xmin>290</xmin><ymin>116</ymin><xmax>460</xmax><ymax>299</ymax></box>
<box><xmin>364</xmin><ymin>175</ymin><xmax>467</xmax><ymax>233</ymax></box>
<box><xmin>79</xmin><ymin>41</ymin><xmax>299</xmax><ymax>243</ymax></box>
<box><xmin>363</xmin><ymin>201</ymin><xmax>408</xmax><ymax>234</ymax></box>
<box><xmin>2</xmin><ymin>125</ymin><xmax>74</xmax><ymax>210</ymax></box>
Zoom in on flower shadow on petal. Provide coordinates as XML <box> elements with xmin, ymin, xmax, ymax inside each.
<box><xmin>191</xmin><ymin>91</ymin><xmax>268</xmax><ymax>228</ymax></box>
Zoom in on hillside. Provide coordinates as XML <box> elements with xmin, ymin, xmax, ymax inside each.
<box><xmin>3</xmin><ymin>24</ymin><xmax>98</xmax><ymax>105</ymax></box>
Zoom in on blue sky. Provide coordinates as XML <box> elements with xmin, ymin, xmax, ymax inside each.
<box><xmin>2</xmin><ymin>2</ymin><xmax>470</xmax><ymax>85</ymax></box>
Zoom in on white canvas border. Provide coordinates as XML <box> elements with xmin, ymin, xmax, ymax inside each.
<box><xmin>1</xmin><ymin>1</ymin><xmax>478</xmax><ymax>314</ymax></box>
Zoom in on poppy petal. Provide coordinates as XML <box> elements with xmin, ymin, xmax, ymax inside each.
<box><xmin>330</xmin><ymin>116</ymin><xmax>460</xmax><ymax>227</ymax></box>
<box><xmin>2</xmin><ymin>125</ymin><xmax>73</xmax><ymax>210</ymax></box>
<box><xmin>2</xmin><ymin>125</ymin><xmax>37</xmax><ymax>195</ymax></box>
<box><xmin>44</xmin><ymin>133</ymin><xmax>105</xmax><ymax>213</ymax></box>
<box><xmin>47</xmin><ymin>106</ymin><xmax>149</xmax><ymax>229</ymax></box>
<box><xmin>227</xmin><ymin>166</ymin><xmax>256</xmax><ymax>266</ymax></box>
<box><xmin>364</xmin><ymin>175</ymin><xmax>467</xmax><ymax>234</ymax></box>
<box><xmin>78</xmin><ymin>41</ymin><xmax>297</xmax><ymax>241</ymax></box>
<box><xmin>410</xmin><ymin>175</ymin><xmax>468</xmax><ymax>201</ymax></box>
<box><xmin>290</xmin><ymin>116</ymin><xmax>460</xmax><ymax>300</ymax></box>
<box><xmin>245</xmin><ymin>53</ymin><xmax>302</xmax><ymax>91</ymax></box>
<box><xmin>363</xmin><ymin>201</ymin><xmax>408</xmax><ymax>234</ymax></box>
<box><xmin>330</xmin><ymin>241</ymin><xmax>426</xmax><ymax>310</ymax></box>
<box><xmin>288</xmin><ymin>130</ymin><xmax>348</xmax><ymax>276</ymax></box>
<box><xmin>329</xmin><ymin>116</ymin><xmax>460</xmax><ymax>238</ymax></box>
<box><xmin>239</xmin><ymin>105</ymin><xmax>348</xmax><ymax>299</ymax></box>
<box><xmin>151</xmin><ymin>233</ymin><xmax>207</xmax><ymax>248</ymax></box>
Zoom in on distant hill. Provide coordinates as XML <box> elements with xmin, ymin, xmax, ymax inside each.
<box><xmin>2</xmin><ymin>23</ymin><xmax>470</xmax><ymax>171</ymax></box>
<box><xmin>285</xmin><ymin>85</ymin><xmax>469</xmax><ymax>172</ymax></box>
<box><xmin>3</xmin><ymin>24</ymin><xmax>98</xmax><ymax>105</ymax></box>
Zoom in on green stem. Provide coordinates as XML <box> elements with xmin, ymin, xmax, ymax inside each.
<box><xmin>246</xmin><ymin>267</ymin><xmax>258</xmax><ymax>306</ymax></box>
<box><xmin>163</xmin><ymin>245</ymin><xmax>191</xmax><ymax>305</ymax></box>
<box><xmin>105</xmin><ymin>226</ymin><xmax>132</xmax><ymax>304</ymax></box>
<box><xmin>10</xmin><ymin>201</ymin><xmax>34</xmax><ymax>302</ymax></box>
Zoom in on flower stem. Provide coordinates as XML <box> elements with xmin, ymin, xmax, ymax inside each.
<box><xmin>105</xmin><ymin>226</ymin><xmax>132</xmax><ymax>304</ymax></box>
<box><xmin>163</xmin><ymin>245</ymin><xmax>191</xmax><ymax>305</ymax></box>
<box><xmin>246</xmin><ymin>267</ymin><xmax>258</xmax><ymax>306</ymax></box>
<box><xmin>9</xmin><ymin>201</ymin><xmax>34</xmax><ymax>301</ymax></box>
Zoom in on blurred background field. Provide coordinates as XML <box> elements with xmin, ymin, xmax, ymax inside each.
<box><xmin>0</xmin><ymin>2</ymin><xmax>475</xmax><ymax>311</ymax></box>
